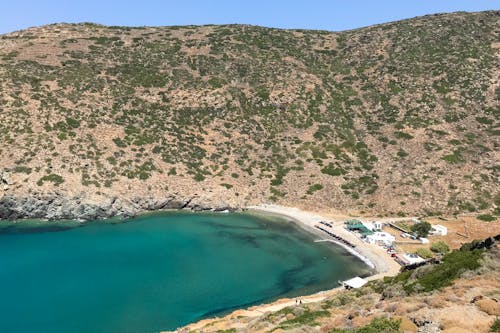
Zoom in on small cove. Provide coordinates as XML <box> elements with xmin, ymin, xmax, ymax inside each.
<box><xmin>0</xmin><ymin>211</ymin><xmax>371</xmax><ymax>332</ymax></box>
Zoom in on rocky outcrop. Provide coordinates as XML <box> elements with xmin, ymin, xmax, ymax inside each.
<box><xmin>0</xmin><ymin>193</ymin><xmax>238</xmax><ymax>221</ymax></box>
<box><xmin>0</xmin><ymin>171</ymin><xmax>10</xmax><ymax>192</ymax></box>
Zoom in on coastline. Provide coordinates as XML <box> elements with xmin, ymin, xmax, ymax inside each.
<box><xmin>1</xmin><ymin>200</ymin><xmax>402</xmax><ymax>333</ymax></box>
<box><xmin>246</xmin><ymin>204</ymin><xmax>400</xmax><ymax>278</ymax></box>
<box><xmin>168</xmin><ymin>204</ymin><xmax>402</xmax><ymax>333</ymax></box>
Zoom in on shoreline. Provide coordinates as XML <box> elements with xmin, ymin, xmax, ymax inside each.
<box><xmin>169</xmin><ymin>204</ymin><xmax>402</xmax><ymax>333</ymax></box>
<box><xmin>247</xmin><ymin>204</ymin><xmax>399</xmax><ymax>277</ymax></box>
<box><xmin>247</xmin><ymin>207</ymin><xmax>378</xmax><ymax>270</ymax></box>
<box><xmin>1</xmin><ymin>203</ymin><xmax>399</xmax><ymax>278</ymax></box>
<box><xmin>1</xmin><ymin>201</ymin><xmax>402</xmax><ymax>333</ymax></box>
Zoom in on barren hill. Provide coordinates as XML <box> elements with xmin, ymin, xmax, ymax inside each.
<box><xmin>0</xmin><ymin>11</ymin><xmax>498</xmax><ymax>219</ymax></box>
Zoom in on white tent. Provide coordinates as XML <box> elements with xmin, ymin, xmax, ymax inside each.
<box><xmin>400</xmin><ymin>253</ymin><xmax>425</xmax><ymax>265</ymax></box>
<box><xmin>361</xmin><ymin>221</ymin><xmax>383</xmax><ymax>231</ymax></box>
<box><xmin>342</xmin><ymin>276</ymin><xmax>367</xmax><ymax>289</ymax></box>
<box><xmin>365</xmin><ymin>232</ymin><xmax>396</xmax><ymax>245</ymax></box>
<box><xmin>431</xmin><ymin>225</ymin><xmax>448</xmax><ymax>236</ymax></box>
<box><xmin>420</xmin><ymin>237</ymin><xmax>430</xmax><ymax>244</ymax></box>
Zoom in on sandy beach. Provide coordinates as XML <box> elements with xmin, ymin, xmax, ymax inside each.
<box><xmin>248</xmin><ymin>204</ymin><xmax>401</xmax><ymax>279</ymax></box>
<box><xmin>169</xmin><ymin>204</ymin><xmax>402</xmax><ymax>333</ymax></box>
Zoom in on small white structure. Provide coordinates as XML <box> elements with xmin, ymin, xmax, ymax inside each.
<box><xmin>362</xmin><ymin>221</ymin><xmax>383</xmax><ymax>231</ymax></box>
<box><xmin>362</xmin><ymin>221</ymin><xmax>375</xmax><ymax>231</ymax></box>
<box><xmin>430</xmin><ymin>224</ymin><xmax>448</xmax><ymax>236</ymax></box>
<box><xmin>401</xmin><ymin>253</ymin><xmax>425</xmax><ymax>265</ymax></box>
<box><xmin>420</xmin><ymin>237</ymin><xmax>430</xmax><ymax>244</ymax></box>
<box><xmin>342</xmin><ymin>276</ymin><xmax>367</xmax><ymax>289</ymax></box>
<box><xmin>365</xmin><ymin>231</ymin><xmax>396</xmax><ymax>245</ymax></box>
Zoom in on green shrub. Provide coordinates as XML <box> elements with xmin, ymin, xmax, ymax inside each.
<box><xmin>416</xmin><ymin>248</ymin><xmax>433</xmax><ymax>259</ymax></box>
<box><xmin>307</xmin><ymin>183</ymin><xmax>324</xmax><ymax>195</ymax></box>
<box><xmin>477</xmin><ymin>214</ymin><xmax>496</xmax><ymax>222</ymax></box>
<box><xmin>321</xmin><ymin>163</ymin><xmax>346</xmax><ymax>176</ymax></box>
<box><xmin>215</xmin><ymin>329</ymin><xmax>236</xmax><ymax>333</ymax></box>
<box><xmin>329</xmin><ymin>316</ymin><xmax>401</xmax><ymax>332</ymax></box>
<box><xmin>442</xmin><ymin>150</ymin><xmax>464</xmax><ymax>164</ymax></box>
<box><xmin>270</xmin><ymin>186</ymin><xmax>286</xmax><ymax>198</ymax></box>
<box><xmin>385</xmin><ymin>246</ymin><xmax>485</xmax><ymax>294</ymax></box>
<box><xmin>106</xmin><ymin>157</ymin><xmax>117</xmax><ymax>165</ymax></box>
<box><xmin>410</xmin><ymin>221</ymin><xmax>432</xmax><ymax>238</ymax></box>
<box><xmin>13</xmin><ymin>166</ymin><xmax>32</xmax><ymax>174</ymax></box>
<box><xmin>394</xmin><ymin>131</ymin><xmax>413</xmax><ymax>140</ymax></box>
<box><xmin>430</xmin><ymin>241</ymin><xmax>450</xmax><ymax>254</ymax></box>
<box><xmin>37</xmin><ymin>173</ymin><xmax>64</xmax><ymax>186</ymax></box>
<box><xmin>476</xmin><ymin>116</ymin><xmax>493</xmax><ymax>125</ymax></box>
<box><xmin>65</xmin><ymin>117</ymin><xmax>80</xmax><ymax>129</ymax></box>
<box><xmin>207</xmin><ymin>77</ymin><xmax>226</xmax><ymax>88</ymax></box>
<box><xmin>278</xmin><ymin>309</ymin><xmax>329</xmax><ymax>329</ymax></box>
<box><xmin>255</xmin><ymin>85</ymin><xmax>269</xmax><ymax>100</ymax></box>
<box><xmin>112</xmin><ymin>138</ymin><xmax>127</xmax><ymax>148</ymax></box>
<box><xmin>270</xmin><ymin>167</ymin><xmax>289</xmax><ymax>186</ymax></box>
<box><xmin>490</xmin><ymin>317</ymin><xmax>500</xmax><ymax>332</ymax></box>
<box><xmin>193</xmin><ymin>173</ymin><xmax>205</xmax><ymax>182</ymax></box>
<box><xmin>415</xmin><ymin>249</ymin><xmax>483</xmax><ymax>292</ymax></box>
<box><xmin>397</xmin><ymin>148</ymin><xmax>408</xmax><ymax>158</ymax></box>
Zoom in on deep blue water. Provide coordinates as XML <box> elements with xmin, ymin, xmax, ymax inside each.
<box><xmin>0</xmin><ymin>212</ymin><xmax>370</xmax><ymax>332</ymax></box>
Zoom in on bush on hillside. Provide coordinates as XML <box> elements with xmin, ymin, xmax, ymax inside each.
<box><xmin>411</xmin><ymin>221</ymin><xmax>432</xmax><ymax>238</ymax></box>
<box><xmin>416</xmin><ymin>248</ymin><xmax>433</xmax><ymax>259</ymax></box>
<box><xmin>478</xmin><ymin>214</ymin><xmax>496</xmax><ymax>222</ymax></box>
<box><xmin>329</xmin><ymin>316</ymin><xmax>401</xmax><ymax>332</ymax></box>
<box><xmin>383</xmin><ymin>240</ymin><xmax>486</xmax><ymax>295</ymax></box>
<box><xmin>490</xmin><ymin>317</ymin><xmax>500</xmax><ymax>332</ymax></box>
<box><xmin>430</xmin><ymin>241</ymin><xmax>450</xmax><ymax>254</ymax></box>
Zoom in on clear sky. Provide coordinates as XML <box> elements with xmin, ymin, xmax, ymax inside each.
<box><xmin>1</xmin><ymin>0</ymin><xmax>499</xmax><ymax>34</ymax></box>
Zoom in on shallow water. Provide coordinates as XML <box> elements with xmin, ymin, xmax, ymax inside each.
<box><xmin>0</xmin><ymin>212</ymin><xmax>371</xmax><ymax>332</ymax></box>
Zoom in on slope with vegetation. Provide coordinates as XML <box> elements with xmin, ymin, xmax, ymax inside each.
<box><xmin>0</xmin><ymin>11</ymin><xmax>498</xmax><ymax>219</ymax></box>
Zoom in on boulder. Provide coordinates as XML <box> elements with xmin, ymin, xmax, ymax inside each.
<box><xmin>476</xmin><ymin>298</ymin><xmax>500</xmax><ymax>315</ymax></box>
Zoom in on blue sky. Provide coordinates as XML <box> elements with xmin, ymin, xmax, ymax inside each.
<box><xmin>1</xmin><ymin>0</ymin><xmax>499</xmax><ymax>34</ymax></box>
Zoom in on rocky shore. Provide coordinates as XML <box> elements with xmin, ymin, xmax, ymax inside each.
<box><xmin>0</xmin><ymin>193</ymin><xmax>237</xmax><ymax>221</ymax></box>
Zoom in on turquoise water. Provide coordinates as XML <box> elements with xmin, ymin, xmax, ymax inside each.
<box><xmin>0</xmin><ymin>212</ymin><xmax>370</xmax><ymax>332</ymax></box>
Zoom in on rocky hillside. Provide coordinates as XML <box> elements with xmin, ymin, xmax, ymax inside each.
<box><xmin>0</xmin><ymin>11</ymin><xmax>498</xmax><ymax>219</ymax></box>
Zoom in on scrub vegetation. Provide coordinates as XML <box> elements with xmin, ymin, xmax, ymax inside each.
<box><xmin>0</xmin><ymin>11</ymin><xmax>498</xmax><ymax>216</ymax></box>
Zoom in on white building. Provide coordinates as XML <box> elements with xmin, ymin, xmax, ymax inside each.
<box><xmin>365</xmin><ymin>231</ymin><xmax>396</xmax><ymax>245</ymax></box>
<box><xmin>400</xmin><ymin>253</ymin><xmax>425</xmax><ymax>265</ymax></box>
<box><xmin>342</xmin><ymin>276</ymin><xmax>368</xmax><ymax>289</ymax></box>
<box><xmin>430</xmin><ymin>224</ymin><xmax>448</xmax><ymax>236</ymax></box>
<box><xmin>361</xmin><ymin>221</ymin><xmax>383</xmax><ymax>231</ymax></box>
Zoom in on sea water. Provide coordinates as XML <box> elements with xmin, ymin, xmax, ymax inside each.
<box><xmin>0</xmin><ymin>211</ymin><xmax>371</xmax><ymax>332</ymax></box>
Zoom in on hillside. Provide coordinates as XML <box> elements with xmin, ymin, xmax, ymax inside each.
<box><xmin>0</xmin><ymin>11</ymin><xmax>498</xmax><ymax>219</ymax></box>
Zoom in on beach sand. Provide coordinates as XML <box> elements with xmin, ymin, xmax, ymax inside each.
<box><xmin>168</xmin><ymin>204</ymin><xmax>402</xmax><ymax>333</ymax></box>
<box><xmin>247</xmin><ymin>204</ymin><xmax>401</xmax><ymax>279</ymax></box>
